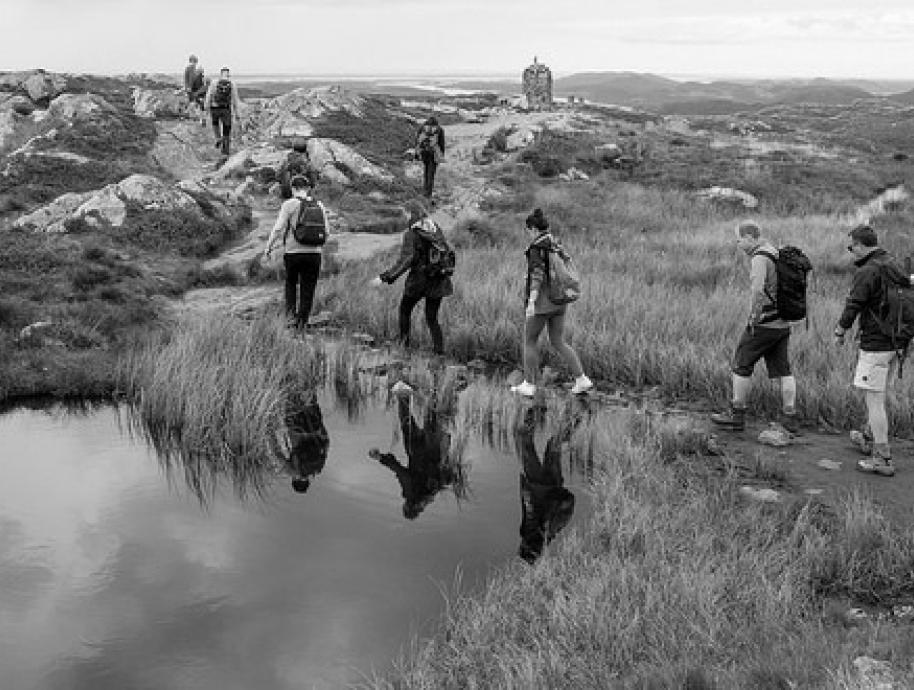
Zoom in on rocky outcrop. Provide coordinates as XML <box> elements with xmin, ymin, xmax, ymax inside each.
<box><xmin>133</xmin><ymin>87</ymin><xmax>186</xmax><ymax>119</ymax></box>
<box><xmin>46</xmin><ymin>93</ymin><xmax>117</xmax><ymax>122</ymax></box>
<box><xmin>212</xmin><ymin>144</ymin><xmax>303</xmax><ymax>183</ymax></box>
<box><xmin>14</xmin><ymin>174</ymin><xmax>226</xmax><ymax>232</ymax></box>
<box><xmin>256</xmin><ymin>85</ymin><xmax>364</xmax><ymax>147</ymax></box>
<box><xmin>306</xmin><ymin>137</ymin><xmax>393</xmax><ymax>185</ymax></box>
<box><xmin>0</xmin><ymin>70</ymin><xmax>68</xmax><ymax>104</ymax></box>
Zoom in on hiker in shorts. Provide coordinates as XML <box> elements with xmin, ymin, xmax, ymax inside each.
<box><xmin>834</xmin><ymin>224</ymin><xmax>912</xmax><ymax>476</ymax></box>
<box><xmin>378</xmin><ymin>200</ymin><xmax>453</xmax><ymax>355</ymax></box>
<box><xmin>263</xmin><ymin>173</ymin><xmax>329</xmax><ymax>329</ymax></box>
<box><xmin>711</xmin><ymin>220</ymin><xmax>799</xmax><ymax>432</ymax></box>
<box><xmin>510</xmin><ymin>208</ymin><xmax>593</xmax><ymax>398</ymax></box>
<box><xmin>515</xmin><ymin>404</ymin><xmax>575</xmax><ymax>563</ymax></box>
<box><xmin>415</xmin><ymin>117</ymin><xmax>445</xmax><ymax>199</ymax></box>
<box><xmin>204</xmin><ymin>66</ymin><xmax>243</xmax><ymax>156</ymax></box>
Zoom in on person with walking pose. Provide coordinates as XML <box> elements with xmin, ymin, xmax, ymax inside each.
<box><xmin>510</xmin><ymin>208</ymin><xmax>592</xmax><ymax>398</ymax></box>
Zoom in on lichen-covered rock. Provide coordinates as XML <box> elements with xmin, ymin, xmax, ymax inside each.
<box><xmin>13</xmin><ymin>191</ymin><xmax>94</xmax><ymax>233</ymax></box>
<box><xmin>0</xmin><ymin>70</ymin><xmax>68</xmax><ymax>103</ymax></box>
<box><xmin>212</xmin><ymin>144</ymin><xmax>301</xmax><ymax>181</ymax></box>
<box><xmin>133</xmin><ymin>87</ymin><xmax>186</xmax><ymax>119</ymax></box>
<box><xmin>306</xmin><ymin>137</ymin><xmax>393</xmax><ymax>184</ymax></box>
<box><xmin>696</xmin><ymin>186</ymin><xmax>758</xmax><ymax>209</ymax></box>
<box><xmin>46</xmin><ymin>93</ymin><xmax>117</xmax><ymax>122</ymax></box>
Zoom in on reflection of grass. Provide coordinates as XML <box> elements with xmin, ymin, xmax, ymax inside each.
<box><xmin>376</xmin><ymin>402</ymin><xmax>914</xmax><ymax>689</ymax></box>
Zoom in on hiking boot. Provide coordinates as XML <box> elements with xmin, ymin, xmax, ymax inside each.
<box><xmin>779</xmin><ymin>411</ymin><xmax>801</xmax><ymax>435</ymax></box>
<box><xmin>856</xmin><ymin>448</ymin><xmax>895</xmax><ymax>477</ymax></box>
<box><xmin>849</xmin><ymin>428</ymin><xmax>874</xmax><ymax>456</ymax></box>
<box><xmin>571</xmin><ymin>374</ymin><xmax>594</xmax><ymax>395</ymax></box>
<box><xmin>510</xmin><ymin>380</ymin><xmax>536</xmax><ymax>398</ymax></box>
<box><xmin>710</xmin><ymin>406</ymin><xmax>746</xmax><ymax>430</ymax></box>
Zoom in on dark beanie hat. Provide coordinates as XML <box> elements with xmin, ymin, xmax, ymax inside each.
<box><xmin>849</xmin><ymin>224</ymin><xmax>878</xmax><ymax>247</ymax></box>
<box><xmin>526</xmin><ymin>208</ymin><xmax>549</xmax><ymax>231</ymax></box>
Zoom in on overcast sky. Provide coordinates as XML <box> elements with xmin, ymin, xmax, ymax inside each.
<box><xmin>4</xmin><ymin>0</ymin><xmax>914</xmax><ymax>79</ymax></box>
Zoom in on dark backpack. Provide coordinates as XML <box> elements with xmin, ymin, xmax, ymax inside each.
<box><xmin>417</xmin><ymin>125</ymin><xmax>439</xmax><ymax>154</ymax></box>
<box><xmin>212</xmin><ymin>79</ymin><xmax>232</xmax><ymax>108</ymax></box>
<box><xmin>190</xmin><ymin>72</ymin><xmax>205</xmax><ymax>92</ymax></box>
<box><xmin>420</xmin><ymin>226</ymin><xmax>455</xmax><ymax>279</ymax></box>
<box><xmin>756</xmin><ymin>246</ymin><xmax>812</xmax><ymax>322</ymax></box>
<box><xmin>871</xmin><ymin>262</ymin><xmax>914</xmax><ymax>351</ymax></box>
<box><xmin>285</xmin><ymin>198</ymin><xmax>327</xmax><ymax>246</ymax></box>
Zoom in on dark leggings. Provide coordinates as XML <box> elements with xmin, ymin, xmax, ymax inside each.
<box><xmin>422</xmin><ymin>153</ymin><xmax>438</xmax><ymax>197</ymax></box>
<box><xmin>284</xmin><ymin>253</ymin><xmax>321</xmax><ymax>326</ymax></box>
<box><xmin>399</xmin><ymin>292</ymin><xmax>443</xmax><ymax>354</ymax></box>
<box><xmin>210</xmin><ymin>107</ymin><xmax>232</xmax><ymax>154</ymax></box>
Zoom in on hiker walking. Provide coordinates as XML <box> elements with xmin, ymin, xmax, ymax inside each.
<box><xmin>204</xmin><ymin>66</ymin><xmax>243</xmax><ymax>156</ymax></box>
<box><xmin>188</xmin><ymin>65</ymin><xmax>208</xmax><ymax>113</ymax></box>
<box><xmin>415</xmin><ymin>117</ymin><xmax>445</xmax><ymax>199</ymax></box>
<box><xmin>369</xmin><ymin>387</ymin><xmax>455</xmax><ymax>520</ymax></box>
<box><xmin>515</xmin><ymin>404</ymin><xmax>576</xmax><ymax>563</ymax></box>
<box><xmin>711</xmin><ymin>220</ymin><xmax>805</xmax><ymax>432</ymax></box>
<box><xmin>510</xmin><ymin>208</ymin><xmax>593</xmax><ymax>398</ymax></box>
<box><xmin>378</xmin><ymin>200</ymin><xmax>454</xmax><ymax>355</ymax></box>
<box><xmin>263</xmin><ymin>173</ymin><xmax>329</xmax><ymax>329</ymax></box>
<box><xmin>834</xmin><ymin>224</ymin><xmax>912</xmax><ymax>477</ymax></box>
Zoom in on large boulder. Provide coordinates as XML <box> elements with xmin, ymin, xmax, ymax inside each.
<box><xmin>133</xmin><ymin>87</ymin><xmax>186</xmax><ymax>119</ymax></box>
<box><xmin>211</xmin><ymin>144</ymin><xmax>303</xmax><ymax>183</ymax></box>
<box><xmin>257</xmin><ymin>85</ymin><xmax>364</xmax><ymax>147</ymax></box>
<box><xmin>46</xmin><ymin>93</ymin><xmax>117</xmax><ymax>122</ymax></box>
<box><xmin>306</xmin><ymin>137</ymin><xmax>393</xmax><ymax>185</ymax></box>
<box><xmin>14</xmin><ymin>174</ymin><xmax>213</xmax><ymax>232</ymax></box>
<box><xmin>0</xmin><ymin>70</ymin><xmax>67</xmax><ymax>104</ymax></box>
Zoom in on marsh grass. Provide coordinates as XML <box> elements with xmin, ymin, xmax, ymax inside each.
<box><xmin>372</xmin><ymin>396</ymin><xmax>914</xmax><ymax>689</ymax></box>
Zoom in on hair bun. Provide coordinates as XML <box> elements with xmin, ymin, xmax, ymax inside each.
<box><xmin>526</xmin><ymin>208</ymin><xmax>549</xmax><ymax>231</ymax></box>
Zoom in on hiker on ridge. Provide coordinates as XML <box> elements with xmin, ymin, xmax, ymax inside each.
<box><xmin>711</xmin><ymin>220</ymin><xmax>802</xmax><ymax>433</ymax></box>
<box><xmin>415</xmin><ymin>116</ymin><xmax>445</xmax><ymax>199</ymax></box>
<box><xmin>188</xmin><ymin>65</ymin><xmax>209</xmax><ymax>114</ymax></box>
<box><xmin>183</xmin><ymin>54</ymin><xmax>199</xmax><ymax>98</ymax></box>
<box><xmin>263</xmin><ymin>173</ymin><xmax>330</xmax><ymax>329</ymax></box>
<box><xmin>204</xmin><ymin>66</ymin><xmax>243</xmax><ymax>156</ymax></box>
<box><xmin>510</xmin><ymin>208</ymin><xmax>593</xmax><ymax>398</ymax></box>
<box><xmin>834</xmin><ymin>224</ymin><xmax>912</xmax><ymax>477</ymax></box>
<box><xmin>378</xmin><ymin>200</ymin><xmax>454</xmax><ymax>355</ymax></box>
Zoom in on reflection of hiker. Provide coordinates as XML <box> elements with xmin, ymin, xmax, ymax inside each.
<box><xmin>415</xmin><ymin>116</ymin><xmax>445</xmax><ymax>198</ymax></box>
<box><xmin>183</xmin><ymin>54</ymin><xmax>199</xmax><ymax>98</ymax></box>
<box><xmin>711</xmin><ymin>220</ymin><xmax>799</xmax><ymax>433</ymax></box>
<box><xmin>204</xmin><ymin>66</ymin><xmax>243</xmax><ymax>156</ymax></box>
<box><xmin>279</xmin><ymin>394</ymin><xmax>329</xmax><ymax>494</ymax></box>
<box><xmin>378</xmin><ymin>200</ymin><xmax>454</xmax><ymax>355</ymax></box>
<box><xmin>264</xmin><ymin>173</ymin><xmax>329</xmax><ymax>329</ymax></box>
<box><xmin>370</xmin><ymin>392</ymin><xmax>454</xmax><ymax>520</ymax></box>
<box><xmin>515</xmin><ymin>406</ymin><xmax>575</xmax><ymax>563</ymax></box>
<box><xmin>835</xmin><ymin>224</ymin><xmax>912</xmax><ymax>477</ymax></box>
<box><xmin>510</xmin><ymin>208</ymin><xmax>593</xmax><ymax>398</ymax></box>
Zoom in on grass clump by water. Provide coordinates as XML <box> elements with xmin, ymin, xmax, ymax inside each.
<box><xmin>372</xmin><ymin>393</ymin><xmax>914</xmax><ymax>689</ymax></box>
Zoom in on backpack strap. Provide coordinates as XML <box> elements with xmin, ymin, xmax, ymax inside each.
<box><xmin>283</xmin><ymin>197</ymin><xmax>305</xmax><ymax>246</ymax></box>
<box><xmin>752</xmin><ymin>249</ymin><xmax>781</xmax><ymax>323</ymax></box>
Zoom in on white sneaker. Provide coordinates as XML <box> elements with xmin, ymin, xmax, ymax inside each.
<box><xmin>510</xmin><ymin>380</ymin><xmax>536</xmax><ymax>397</ymax></box>
<box><xmin>571</xmin><ymin>374</ymin><xmax>593</xmax><ymax>395</ymax></box>
<box><xmin>391</xmin><ymin>381</ymin><xmax>413</xmax><ymax>396</ymax></box>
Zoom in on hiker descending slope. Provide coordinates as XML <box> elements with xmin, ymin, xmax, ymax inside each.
<box><xmin>834</xmin><ymin>224</ymin><xmax>913</xmax><ymax>477</ymax></box>
<box><xmin>378</xmin><ymin>200</ymin><xmax>455</xmax><ymax>355</ymax></box>
<box><xmin>263</xmin><ymin>173</ymin><xmax>330</xmax><ymax>329</ymax></box>
<box><xmin>204</xmin><ymin>66</ymin><xmax>243</xmax><ymax>156</ymax></box>
<box><xmin>415</xmin><ymin>117</ymin><xmax>445</xmax><ymax>199</ymax></box>
<box><xmin>510</xmin><ymin>208</ymin><xmax>593</xmax><ymax>398</ymax></box>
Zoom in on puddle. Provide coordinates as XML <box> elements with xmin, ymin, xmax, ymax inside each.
<box><xmin>0</xmin><ymin>391</ymin><xmax>592</xmax><ymax>689</ymax></box>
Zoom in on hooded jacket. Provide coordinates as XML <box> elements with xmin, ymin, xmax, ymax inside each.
<box><xmin>524</xmin><ymin>231</ymin><xmax>568</xmax><ymax>314</ymax></box>
<box><xmin>838</xmin><ymin>247</ymin><xmax>911</xmax><ymax>351</ymax></box>
<box><xmin>383</xmin><ymin>218</ymin><xmax>454</xmax><ymax>299</ymax></box>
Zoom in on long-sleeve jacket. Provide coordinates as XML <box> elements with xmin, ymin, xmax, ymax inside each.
<box><xmin>204</xmin><ymin>77</ymin><xmax>243</xmax><ymax>114</ymax></box>
<box><xmin>264</xmin><ymin>193</ymin><xmax>329</xmax><ymax>256</ymax></box>
<box><xmin>748</xmin><ymin>241</ymin><xmax>788</xmax><ymax>329</ymax></box>
<box><xmin>838</xmin><ymin>247</ymin><xmax>911</xmax><ymax>351</ymax></box>
<box><xmin>382</xmin><ymin>219</ymin><xmax>453</xmax><ymax>299</ymax></box>
<box><xmin>183</xmin><ymin>63</ymin><xmax>197</xmax><ymax>92</ymax></box>
<box><xmin>523</xmin><ymin>232</ymin><xmax>567</xmax><ymax>314</ymax></box>
<box><xmin>415</xmin><ymin>124</ymin><xmax>445</xmax><ymax>157</ymax></box>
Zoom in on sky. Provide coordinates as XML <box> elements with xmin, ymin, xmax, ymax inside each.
<box><xmin>3</xmin><ymin>0</ymin><xmax>914</xmax><ymax>80</ymax></box>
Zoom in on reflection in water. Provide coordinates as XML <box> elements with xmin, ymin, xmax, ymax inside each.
<box><xmin>514</xmin><ymin>402</ymin><xmax>588</xmax><ymax>563</ymax></box>
<box><xmin>272</xmin><ymin>392</ymin><xmax>330</xmax><ymax>494</ymax></box>
<box><xmin>370</xmin><ymin>387</ymin><xmax>465</xmax><ymax>520</ymax></box>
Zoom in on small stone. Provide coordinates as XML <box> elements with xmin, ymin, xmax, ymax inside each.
<box><xmin>738</xmin><ymin>486</ymin><xmax>780</xmax><ymax>503</ymax></box>
<box><xmin>817</xmin><ymin>459</ymin><xmax>842</xmax><ymax>471</ymax></box>
<box><xmin>803</xmin><ymin>488</ymin><xmax>824</xmax><ymax>496</ymax></box>
<box><xmin>506</xmin><ymin>369</ymin><xmax>524</xmax><ymax>386</ymax></box>
<box><xmin>758</xmin><ymin>426</ymin><xmax>790</xmax><ymax>447</ymax></box>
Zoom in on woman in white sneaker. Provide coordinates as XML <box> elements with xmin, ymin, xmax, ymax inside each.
<box><xmin>510</xmin><ymin>208</ymin><xmax>593</xmax><ymax>398</ymax></box>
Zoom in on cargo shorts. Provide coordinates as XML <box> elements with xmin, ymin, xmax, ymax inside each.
<box><xmin>853</xmin><ymin>350</ymin><xmax>898</xmax><ymax>392</ymax></box>
<box><xmin>731</xmin><ymin>325</ymin><xmax>791</xmax><ymax>378</ymax></box>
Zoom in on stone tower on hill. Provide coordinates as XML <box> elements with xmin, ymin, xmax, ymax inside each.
<box><xmin>522</xmin><ymin>56</ymin><xmax>552</xmax><ymax>110</ymax></box>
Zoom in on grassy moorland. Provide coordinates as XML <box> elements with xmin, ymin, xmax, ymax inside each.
<box><xmin>316</xmin><ymin>142</ymin><xmax>914</xmax><ymax>431</ymax></box>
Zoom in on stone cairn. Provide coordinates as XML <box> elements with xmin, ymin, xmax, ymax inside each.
<box><xmin>522</xmin><ymin>56</ymin><xmax>553</xmax><ymax>110</ymax></box>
